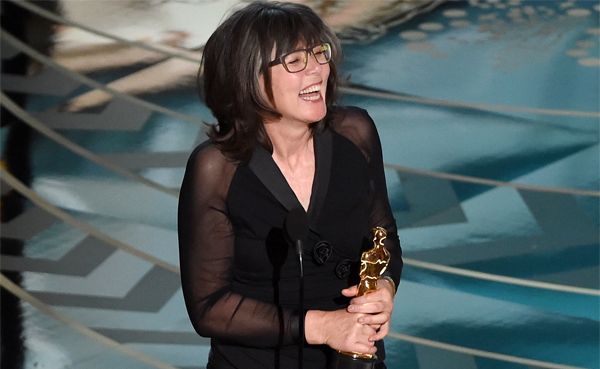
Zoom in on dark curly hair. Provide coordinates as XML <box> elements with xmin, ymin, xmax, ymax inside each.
<box><xmin>199</xmin><ymin>1</ymin><xmax>341</xmax><ymax>162</ymax></box>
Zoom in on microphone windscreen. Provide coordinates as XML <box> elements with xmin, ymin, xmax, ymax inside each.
<box><xmin>285</xmin><ymin>207</ymin><xmax>309</xmax><ymax>242</ymax></box>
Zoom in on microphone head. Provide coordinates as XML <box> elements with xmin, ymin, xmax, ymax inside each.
<box><xmin>284</xmin><ymin>207</ymin><xmax>309</xmax><ymax>242</ymax></box>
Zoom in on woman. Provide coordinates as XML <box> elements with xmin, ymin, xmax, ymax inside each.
<box><xmin>178</xmin><ymin>2</ymin><xmax>402</xmax><ymax>368</ymax></box>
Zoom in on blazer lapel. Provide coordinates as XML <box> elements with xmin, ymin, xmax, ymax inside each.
<box><xmin>307</xmin><ymin>128</ymin><xmax>332</xmax><ymax>221</ymax></box>
<box><xmin>249</xmin><ymin>144</ymin><xmax>301</xmax><ymax>211</ymax></box>
<box><xmin>248</xmin><ymin>128</ymin><xmax>332</xmax><ymax>220</ymax></box>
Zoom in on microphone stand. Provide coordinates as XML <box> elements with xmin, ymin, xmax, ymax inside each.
<box><xmin>284</xmin><ymin>208</ymin><xmax>308</xmax><ymax>369</ymax></box>
<box><xmin>296</xmin><ymin>239</ymin><xmax>304</xmax><ymax>369</ymax></box>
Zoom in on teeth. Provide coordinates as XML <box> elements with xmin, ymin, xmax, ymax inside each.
<box><xmin>300</xmin><ymin>94</ymin><xmax>320</xmax><ymax>101</ymax></box>
<box><xmin>299</xmin><ymin>85</ymin><xmax>321</xmax><ymax>95</ymax></box>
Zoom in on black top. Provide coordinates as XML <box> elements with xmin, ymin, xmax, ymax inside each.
<box><xmin>178</xmin><ymin>106</ymin><xmax>403</xmax><ymax>369</ymax></box>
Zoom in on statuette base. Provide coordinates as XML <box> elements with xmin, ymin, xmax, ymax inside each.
<box><xmin>329</xmin><ymin>350</ymin><xmax>377</xmax><ymax>369</ymax></box>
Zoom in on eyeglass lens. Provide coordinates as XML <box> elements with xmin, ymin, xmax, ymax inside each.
<box><xmin>283</xmin><ymin>43</ymin><xmax>331</xmax><ymax>72</ymax></box>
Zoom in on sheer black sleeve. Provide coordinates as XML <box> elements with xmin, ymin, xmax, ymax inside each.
<box><xmin>178</xmin><ymin>144</ymin><xmax>299</xmax><ymax>347</ymax></box>
<box><xmin>329</xmin><ymin>107</ymin><xmax>403</xmax><ymax>289</ymax></box>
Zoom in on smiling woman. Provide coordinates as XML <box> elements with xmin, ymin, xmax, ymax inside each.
<box><xmin>265</xmin><ymin>41</ymin><xmax>331</xmax><ymax>132</ymax></box>
<box><xmin>199</xmin><ymin>1</ymin><xmax>341</xmax><ymax>163</ymax></box>
<box><xmin>178</xmin><ymin>2</ymin><xmax>403</xmax><ymax>369</ymax></box>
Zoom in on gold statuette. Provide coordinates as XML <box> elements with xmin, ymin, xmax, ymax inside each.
<box><xmin>339</xmin><ymin>226</ymin><xmax>391</xmax><ymax>361</ymax></box>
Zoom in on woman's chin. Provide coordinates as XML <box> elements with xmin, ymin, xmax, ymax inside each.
<box><xmin>301</xmin><ymin>101</ymin><xmax>327</xmax><ymax>122</ymax></box>
<box><xmin>307</xmin><ymin>109</ymin><xmax>327</xmax><ymax>123</ymax></box>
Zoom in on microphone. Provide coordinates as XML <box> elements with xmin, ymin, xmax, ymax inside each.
<box><xmin>284</xmin><ymin>208</ymin><xmax>308</xmax><ymax>369</ymax></box>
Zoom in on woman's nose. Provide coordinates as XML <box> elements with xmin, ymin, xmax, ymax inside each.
<box><xmin>305</xmin><ymin>53</ymin><xmax>322</xmax><ymax>73</ymax></box>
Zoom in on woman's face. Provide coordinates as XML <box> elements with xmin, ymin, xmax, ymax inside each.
<box><xmin>263</xmin><ymin>44</ymin><xmax>331</xmax><ymax>126</ymax></box>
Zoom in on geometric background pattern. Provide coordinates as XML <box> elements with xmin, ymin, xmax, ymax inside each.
<box><xmin>1</xmin><ymin>1</ymin><xmax>598</xmax><ymax>369</ymax></box>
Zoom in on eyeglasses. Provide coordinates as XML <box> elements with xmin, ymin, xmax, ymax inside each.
<box><xmin>268</xmin><ymin>43</ymin><xmax>332</xmax><ymax>73</ymax></box>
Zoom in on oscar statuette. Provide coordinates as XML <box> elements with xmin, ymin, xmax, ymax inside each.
<box><xmin>329</xmin><ymin>227</ymin><xmax>391</xmax><ymax>369</ymax></box>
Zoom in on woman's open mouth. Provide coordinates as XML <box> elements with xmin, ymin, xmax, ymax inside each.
<box><xmin>299</xmin><ymin>84</ymin><xmax>322</xmax><ymax>101</ymax></box>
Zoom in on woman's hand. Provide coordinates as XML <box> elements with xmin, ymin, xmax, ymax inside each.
<box><xmin>342</xmin><ymin>278</ymin><xmax>395</xmax><ymax>341</ymax></box>
<box><xmin>305</xmin><ymin>309</ymin><xmax>378</xmax><ymax>355</ymax></box>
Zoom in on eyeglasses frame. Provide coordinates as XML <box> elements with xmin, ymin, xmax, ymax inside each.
<box><xmin>267</xmin><ymin>42</ymin><xmax>332</xmax><ymax>73</ymax></box>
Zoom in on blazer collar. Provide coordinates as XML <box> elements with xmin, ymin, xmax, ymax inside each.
<box><xmin>248</xmin><ymin>128</ymin><xmax>332</xmax><ymax>222</ymax></box>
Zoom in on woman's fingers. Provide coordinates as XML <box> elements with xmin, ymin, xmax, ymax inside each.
<box><xmin>348</xmin><ymin>291</ymin><xmax>392</xmax><ymax>314</ymax></box>
<box><xmin>348</xmin><ymin>287</ymin><xmax>394</xmax><ymax>318</ymax></box>
<box><xmin>369</xmin><ymin>322</ymin><xmax>390</xmax><ymax>341</ymax></box>
<box><xmin>318</xmin><ymin>309</ymin><xmax>379</xmax><ymax>354</ymax></box>
<box><xmin>353</xmin><ymin>323</ymin><xmax>378</xmax><ymax>354</ymax></box>
<box><xmin>341</xmin><ymin>285</ymin><xmax>358</xmax><ymax>297</ymax></box>
<box><xmin>342</xmin><ymin>282</ymin><xmax>395</xmax><ymax>343</ymax></box>
<box><xmin>350</xmin><ymin>288</ymin><xmax>392</xmax><ymax>306</ymax></box>
<box><xmin>352</xmin><ymin>342</ymin><xmax>378</xmax><ymax>355</ymax></box>
<box><xmin>348</xmin><ymin>301</ymin><xmax>386</xmax><ymax>314</ymax></box>
<box><xmin>357</xmin><ymin>312</ymin><xmax>390</xmax><ymax>326</ymax></box>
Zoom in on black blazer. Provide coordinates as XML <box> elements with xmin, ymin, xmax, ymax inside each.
<box><xmin>178</xmin><ymin>106</ymin><xmax>403</xmax><ymax>369</ymax></box>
